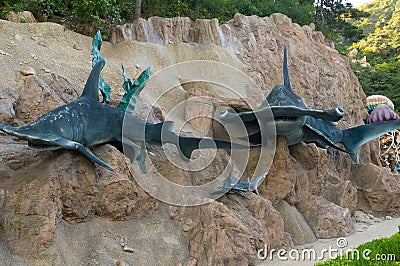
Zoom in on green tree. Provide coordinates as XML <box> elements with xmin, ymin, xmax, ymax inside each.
<box><xmin>350</xmin><ymin>0</ymin><xmax>400</xmax><ymax>113</ymax></box>
<box><xmin>134</xmin><ymin>0</ymin><xmax>142</xmax><ymax>19</ymax></box>
<box><xmin>314</xmin><ymin>0</ymin><xmax>367</xmax><ymax>49</ymax></box>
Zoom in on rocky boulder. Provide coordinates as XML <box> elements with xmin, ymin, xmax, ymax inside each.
<box><xmin>172</xmin><ymin>194</ymin><xmax>291</xmax><ymax>265</ymax></box>
<box><xmin>351</xmin><ymin>163</ymin><xmax>400</xmax><ymax>217</ymax></box>
<box><xmin>5</xmin><ymin>11</ymin><xmax>37</xmax><ymax>23</ymax></box>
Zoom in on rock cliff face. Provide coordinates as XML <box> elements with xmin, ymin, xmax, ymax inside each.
<box><xmin>0</xmin><ymin>13</ymin><xmax>400</xmax><ymax>265</ymax></box>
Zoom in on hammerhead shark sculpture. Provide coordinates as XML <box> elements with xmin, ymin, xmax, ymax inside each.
<box><xmin>212</xmin><ymin>163</ymin><xmax>267</xmax><ymax>198</ymax></box>
<box><xmin>220</xmin><ymin>47</ymin><xmax>400</xmax><ymax>163</ymax></box>
<box><xmin>0</xmin><ymin>60</ymin><xmax>252</xmax><ymax>172</ymax></box>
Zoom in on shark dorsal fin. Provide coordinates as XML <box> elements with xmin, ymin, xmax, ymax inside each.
<box><xmin>283</xmin><ymin>47</ymin><xmax>292</xmax><ymax>91</ymax></box>
<box><xmin>81</xmin><ymin>60</ymin><xmax>105</xmax><ymax>101</ymax></box>
<box><xmin>227</xmin><ymin>162</ymin><xmax>237</xmax><ymax>186</ymax></box>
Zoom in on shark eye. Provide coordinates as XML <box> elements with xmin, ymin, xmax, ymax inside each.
<box><xmin>336</xmin><ymin>108</ymin><xmax>344</xmax><ymax>115</ymax></box>
<box><xmin>220</xmin><ymin>110</ymin><xmax>228</xmax><ymax>118</ymax></box>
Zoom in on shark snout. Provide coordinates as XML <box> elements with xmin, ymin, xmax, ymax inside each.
<box><xmin>0</xmin><ymin>123</ymin><xmax>9</xmax><ymax>131</ymax></box>
<box><xmin>0</xmin><ymin>124</ymin><xmax>46</xmax><ymax>142</ymax></box>
<box><xmin>0</xmin><ymin>124</ymin><xmax>19</xmax><ymax>136</ymax></box>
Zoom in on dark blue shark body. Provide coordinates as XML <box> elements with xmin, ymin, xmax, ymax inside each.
<box><xmin>0</xmin><ymin>61</ymin><xmax>252</xmax><ymax>171</ymax></box>
<box><xmin>220</xmin><ymin>47</ymin><xmax>400</xmax><ymax>162</ymax></box>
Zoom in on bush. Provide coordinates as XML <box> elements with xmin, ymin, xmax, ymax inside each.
<box><xmin>0</xmin><ymin>0</ymin><xmax>316</xmax><ymax>39</ymax></box>
<box><xmin>0</xmin><ymin>0</ymin><xmax>124</xmax><ymax>38</ymax></box>
<box><xmin>352</xmin><ymin>55</ymin><xmax>400</xmax><ymax>114</ymax></box>
<box><xmin>316</xmin><ymin>232</ymin><xmax>400</xmax><ymax>265</ymax></box>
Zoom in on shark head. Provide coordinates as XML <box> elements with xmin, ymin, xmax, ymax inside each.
<box><xmin>266</xmin><ymin>84</ymin><xmax>307</xmax><ymax>134</ymax></box>
<box><xmin>0</xmin><ymin>123</ymin><xmax>62</xmax><ymax>150</ymax></box>
<box><xmin>263</xmin><ymin>47</ymin><xmax>308</xmax><ymax>134</ymax></box>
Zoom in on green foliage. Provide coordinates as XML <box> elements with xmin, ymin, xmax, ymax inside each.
<box><xmin>315</xmin><ymin>0</ymin><xmax>368</xmax><ymax>50</ymax></box>
<box><xmin>352</xmin><ymin>59</ymin><xmax>400</xmax><ymax>113</ymax></box>
<box><xmin>0</xmin><ymin>0</ymin><xmax>125</xmax><ymax>37</ymax></box>
<box><xmin>69</xmin><ymin>0</ymin><xmax>122</xmax><ymax>36</ymax></box>
<box><xmin>0</xmin><ymin>0</ymin><xmax>317</xmax><ymax>34</ymax></box>
<box><xmin>141</xmin><ymin>0</ymin><xmax>315</xmax><ymax>25</ymax></box>
<box><xmin>316</xmin><ymin>232</ymin><xmax>400</xmax><ymax>265</ymax></box>
<box><xmin>348</xmin><ymin>0</ymin><xmax>400</xmax><ymax>113</ymax></box>
<box><xmin>0</xmin><ymin>0</ymin><xmax>69</xmax><ymax>21</ymax></box>
<box><xmin>351</xmin><ymin>0</ymin><xmax>399</xmax><ymax>55</ymax></box>
<box><xmin>0</xmin><ymin>0</ymin><xmax>363</xmax><ymax>43</ymax></box>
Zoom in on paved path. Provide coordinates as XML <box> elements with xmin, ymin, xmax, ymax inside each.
<box><xmin>258</xmin><ymin>215</ymin><xmax>400</xmax><ymax>265</ymax></box>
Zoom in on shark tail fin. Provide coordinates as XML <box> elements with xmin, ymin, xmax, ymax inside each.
<box><xmin>283</xmin><ymin>46</ymin><xmax>292</xmax><ymax>91</ymax></box>
<box><xmin>341</xmin><ymin>120</ymin><xmax>400</xmax><ymax>163</ymax></box>
<box><xmin>81</xmin><ymin>60</ymin><xmax>105</xmax><ymax>101</ymax></box>
<box><xmin>177</xmin><ymin>137</ymin><xmax>202</xmax><ymax>159</ymax></box>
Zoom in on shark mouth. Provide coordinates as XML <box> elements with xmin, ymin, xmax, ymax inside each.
<box><xmin>28</xmin><ymin>142</ymin><xmax>61</xmax><ymax>151</ymax></box>
<box><xmin>274</xmin><ymin>116</ymin><xmax>298</xmax><ymax>121</ymax></box>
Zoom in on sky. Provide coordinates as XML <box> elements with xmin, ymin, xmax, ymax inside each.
<box><xmin>346</xmin><ymin>0</ymin><xmax>373</xmax><ymax>7</ymax></box>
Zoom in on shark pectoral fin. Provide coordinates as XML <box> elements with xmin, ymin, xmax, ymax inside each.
<box><xmin>76</xmin><ymin>145</ymin><xmax>114</xmax><ymax>171</ymax></box>
<box><xmin>53</xmin><ymin>138</ymin><xmax>114</xmax><ymax>171</ymax></box>
<box><xmin>120</xmin><ymin>137</ymin><xmax>147</xmax><ymax>174</ymax></box>
<box><xmin>302</xmin><ymin>126</ymin><xmax>349</xmax><ymax>154</ymax></box>
<box><xmin>342</xmin><ymin>120</ymin><xmax>400</xmax><ymax>163</ymax></box>
<box><xmin>136</xmin><ymin>144</ymin><xmax>147</xmax><ymax>174</ymax></box>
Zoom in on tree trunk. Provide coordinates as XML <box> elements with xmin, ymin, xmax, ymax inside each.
<box><xmin>320</xmin><ymin>0</ymin><xmax>325</xmax><ymax>23</ymax></box>
<box><xmin>134</xmin><ymin>0</ymin><xmax>142</xmax><ymax>20</ymax></box>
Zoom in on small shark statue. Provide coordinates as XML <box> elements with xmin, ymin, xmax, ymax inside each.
<box><xmin>220</xmin><ymin>47</ymin><xmax>400</xmax><ymax>163</ymax></box>
<box><xmin>212</xmin><ymin>163</ymin><xmax>267</xmax><ymax>199</ymax></box>
<box><xmin>0</xmin><ymin>60</ymin><xmax>253</xmax><ymax>172</ymax></box>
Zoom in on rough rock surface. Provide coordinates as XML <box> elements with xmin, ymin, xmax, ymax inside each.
<box><xmin>5</xmin><ymin>11</ymin><xmax>37</xmax><ymax>23</ymax></box>
<box><xmin>296</xmin><ymin>193</ymin><xmax>355</xmax><ymax>238</ymax></box>
<box><xmin>0</xmin><ymin>81</ymin><xmax>19</xmax><ymax>125</ymax></box>
<box><xmin>0</xmin><ymin>12</ymin><xmax>399</xmax><ymax>265</ymax></box>
<box><xmin>351</xmin><ymin>163</ymin><xmax>400</xmax><ymax>217</ymax></box>
<box><xmin>171</xmin><ymin>194</ymin><xmax>292</xmax><ymax>265</ymax></box>
<box><xmin>274</xmin><ymin>200</ymin><xmax>317</xmax><ymax>245</ymax></box>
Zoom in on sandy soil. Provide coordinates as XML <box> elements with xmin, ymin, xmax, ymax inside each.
<box><xmin>0</xmin><ymin>208</ymin><xmax>189</xmax><ymax>266</ymax></box>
